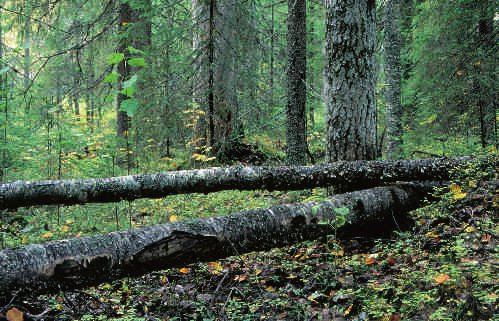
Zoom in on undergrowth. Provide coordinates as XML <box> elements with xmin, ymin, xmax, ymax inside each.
<box><xmin>0</xmin><ymin>155</ymin><xmax>497</xmax><ymax>320</ymax></box>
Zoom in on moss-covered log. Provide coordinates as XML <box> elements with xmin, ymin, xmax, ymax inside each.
<box><xmin>0</xmin><ymin>182</ymin><xmax>435</xmax><ymax>302</ymax></box>
<box><xmin>0</xmin><ymin>156</ymin><xmax>486</xmax><ymax>210</ymax></box>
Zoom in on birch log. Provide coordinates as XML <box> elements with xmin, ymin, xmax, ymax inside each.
<box><xmin>0</xmin><ymin>182</ymin><xmax>434</xmax><ymax>302</ymax></box>
<box><xmin>0</xmin><ymin>156</ymin><xmax>486</xmax><ymax>210</ymax></box>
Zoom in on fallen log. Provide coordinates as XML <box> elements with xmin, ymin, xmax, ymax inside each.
<box><xmin>0</xmin><ymin>182</ymin><xmax>437</xmax><ymax>302</ymax></box>
<box><xmin>0</xmin><ymin>156</ymin><xmax>485</xmax><ymax>210</ymax></box>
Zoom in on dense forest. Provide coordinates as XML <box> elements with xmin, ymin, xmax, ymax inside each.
<box><xmin>0</xmin><ymin>0</ymin><xmax>497</xmax><ymax>320</ymax></box>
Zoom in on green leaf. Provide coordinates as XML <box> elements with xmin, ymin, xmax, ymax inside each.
<box><xmin>123</xmin><ymin>75</ymin><xmax>138</xmax><ymax>88</ymax></box>
<box><xmin>103</xmin><ymin>73</ymin><xmax>120</xmax><ymax>83</ymax></box>
<box><xmin>120</xmin><ymin>75</ymin><xmax>138</xmax><ymax>97</ymax></box>
<box><xmin>120</xmin><ymin>99</ymin><xmax>139</xmax><ymax>117</ymax></box>
<box><xmin>107</xmin><ymin>53</ymin><xmax>125</xmax><ymax>65</ymax></box>
<box><xmin>120</xmin><ymin>87</ymin><xmax>135</xmax><ymax>98</ymax></box>
<box><xmin>105</xmin><ymin>92</ymin><xmax>116</xmax><ymax>102</ymax></box>
<box><xmin>127</xmin><ymin>46</ymin><xmax>146</xmax><ymax>55</ymax></box>
<box><xmin>127</xmin><ymin>58</ymin><xmax>146</xmax><ymax>67</ymax></box>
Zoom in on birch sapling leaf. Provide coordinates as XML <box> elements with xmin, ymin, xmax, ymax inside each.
<box><xmin>127</xmin><ymin>46</ymin><xmax>146</xmax><ymax>55</ymax></box>
<box><xmin>103</xmin><ymin>73</ymin><xmax>120</xmax><ymax>83</ymax></box>
<box><xmin>107</xmin><ymin>52</ymin><xmax>125</xmax><ymax>65</ymax></box>
<box><xmin>120</xmin><ymin>99</ymin><xmax>139</xmax><ymax>117</ymax></box>
<box><xmin>127</xmin><ymin>58</ymin><xmax>147</xmax><ymax>67</ymax></box>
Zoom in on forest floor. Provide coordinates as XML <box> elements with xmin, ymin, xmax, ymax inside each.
<box><xmin>2</xmin><ymin>158</ymin><xmax>498</xmax><ymax>321</ymax></box>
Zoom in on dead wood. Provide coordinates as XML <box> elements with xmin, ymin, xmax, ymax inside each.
<box><xmin>0</xmin><ymin>156</ymin><xmax>486</xmax><ymax>210</ymax></box>
<box><xmin>0</xmin><ymin>182</ymin><xmax>437</xmax><ymax>302</ymax></box>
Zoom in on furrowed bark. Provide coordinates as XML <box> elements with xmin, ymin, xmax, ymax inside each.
<box><xmin>0</xmin><ymin>182</ymin><xmax>434</xmax><ymax>301</ymax></box>
<box><xmin>0</xmin><ymin>156</ymin><xmax>490</xmax><ymax>210</ymax></box>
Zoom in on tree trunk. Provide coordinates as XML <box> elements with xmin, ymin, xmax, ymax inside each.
<box><xmin>192</xmin><ymin>0</ymin><xmax>210</xmax><ymax>149</ymax></box>
<box><xmin>207</xmin><ymin>0</ymin><xmax>215</xmax><ymax>150</ymax></box>
<box><xmin>0</xmin><ymin>156</ymin><xmax>489</xmax><ymax>210</ymax></box>
<box><xmin>0</xmin><ymin>2</ymin><xmax>6</xmax><ymax>182</ymax></box>
<box><xmin>0</xmin><ymin>182</ymin><xmax>434</xmax><ymax>302</ymax></box>
<box><xmin>476</xmin><ymin>5</ymin><xmax>496</xmax><ymax>148</ymax></box>
<box><xmin>212</xmin><ymin>0</ymin><xmax>238</xmax><ymax>156</ymax></box>
<box><xmin>72</xmin><ymin>52</ymin><xmax>81</xmax><ymax>121</ymax></box>
<box><xmin>116</xmin><ymin>1</ymin><xmax>133</xmax><ymax>142</ymax></box>
<box><xmin>192</xmin><ymin>0</ymin><xmax>241</xmax><ymax>158</ymax></box>
<box><xmin>23</xmin><ymin>20</ymin><xmax>31</xmax><ymax>113</ymax></box>
<box><xmin>324</xmin><ymin>0</ymin><xmax>377</xmax><ymax>161</ymax></box>
<box><xmin>116</xmin><ymin>0</ymin><xmax>151</xmax><ymax>166</ymax></box>
<box><xmin>384</xmin><ymin>0</ymin><xmax>403</xmax><ymax>159</ymax></box>
<box><xmin>286</xmin><ymin>0</ymin><xmax>307</xmax><ymax>165</ymax></box>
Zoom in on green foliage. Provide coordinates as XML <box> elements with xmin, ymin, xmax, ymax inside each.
<box><xmin>0</xmin><ymin>0</ymin><xmax>497</xmax><ymax>318</ymax></box>
<box><xmin>107</xmin><ymin>53</ymin><xmax>125</xmax><ymax>65</ymax></box>
<box><xmin>398</xmin><ymin>0</ymin><xmax>497</xmax><ymax>153</ymax></box>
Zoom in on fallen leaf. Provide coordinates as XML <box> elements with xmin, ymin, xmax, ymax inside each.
<box><xmin>435</xmin><ymin>274</ymin><xmax>450</xmax><ymax>284</ymax></box>
<box><xmin>481</xmin><ymin>234</ymin><xmax>491</xmax><ymax>242</ymax></box>
<box><xmin>365</xmin><ymin>257</ymin><xmax>375</xmax><ymax>265</ymax></box>
<box><xmin>389</xmin><ymin>314</ymin><xmax>402</xmax><ymax>321</ymax></box>
<box><xmin>450</xmin><ymin>183</ymin><xmax>466</xmax><ymax>200</ymax></box>
<box><xmin>208</xmin><ymin>262</ymin><xmax>223</xmax><ymax>274</ymax></box>
<box><xmin>6</xmin><ymin>307</ymin><xmax>23</xmax><ymax>321</ymax></box>
<box><xmin>233</xmin><ymin>275</ymin><xmax>249</xmax><ymax>281</ymax></box>
<box><xmin>344</xmin><ymin>303</ymin><xmax>353</xmax><ymax>315</ymax></box>
<box><xmin>42</xmin><ymin>232</ymin><xmax>53</xmax><ymax>239</ymax></box>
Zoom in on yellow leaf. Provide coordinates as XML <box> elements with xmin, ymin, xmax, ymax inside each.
<box><xmin>450</xmin><ymin>183</ymin><xmax>466</xmax><ymax>200</ymax></box>
<box><xmin>331</xmin><ymin>250</ymin><xmax>344</xmax><ymax>257</ymax></box>
<box><xmin>179</xmin><ymin>267</ymin><xmax>190</xmax><ymax>274</ymax></box>
<box><xmin>450</xmin><ymin>183</ymin><xmax>461</xmax><ymax>194</ymax></box>
<box><xmin>345</xmin><ymin>303</ymin><xmax>353</xmax><ymax>315</ymax></box>
<box><xmin>435</xmin><ymin>274</ymin><xmax>450</xmax><ymax>284</ymax></box>
<box><xmin>62</xmin><ymin>226</ymin><xmax>69</xmax><ymax>232</ymax></box>
<box><xmin>365</xmin><ymin>257</ymin><xmax>375</xmax><ymax>265</ymax></box>
<box><xmin>266</xmin><ymin>286</ymin><xmax>275</xmax><ymax>292</ymax></box>
<box><xmin>6</xmin><ymin>307</ymin><xmax>23</xmax><ymax>321</ymax></box>
<box><xmin>208</xmin><ymin>262</ymin><xmax>223</xmax><ymax>274</ymax></box>
<box><xmin>425</xmin><ymin>232</ymin><xmax>439</xmax><ymax>238</ymax></box>
<box><xmin>43</xmin><ymin>232</ymin><xmax>53</xmax><ymax>239</ymax></box>
<box><xmin>169</xmin><ymin>215</ymin><xmax>178</xmax><ymax>222</ymax></box>
<box><xmin>465</xmin><ymin>226</ymin><xmax>474</xmax><ymax>233</ymax></box>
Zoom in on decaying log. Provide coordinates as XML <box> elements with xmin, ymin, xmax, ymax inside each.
<box><xmin>0</xmin><ymin>156</ymin><xmax>486</xmax><ymax>210</ymax></box>
<box><xmin>0</xmin><ymin>182</ymin><xmax>436</xmax><ymax>302</ymax></box>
